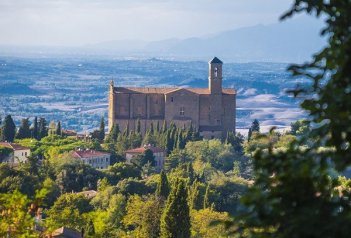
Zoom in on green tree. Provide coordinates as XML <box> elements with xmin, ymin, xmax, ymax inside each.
<box><xmin>235</xmin><ymin>1</ymin><xmax>351</xmax><ymax>238</ymax></box>
<box><xmin>251</xmin><ymin>119</ymin><xmax>260</xmax><ymax>132</ymax></box>
<box><xmin>188</xmin><ymin>180</ymin><xmax>204</xmax><ymax>210</ymax></box>
<box><xmin>164</xmin><ymin>149</ymin><xmax>188</xmax><ymax>172</ymax></box>
<box><xmin>290</xmin><ymin>119</ymin><xmax>310</xmax><ymax>136</ymax></box>
<box><xmin>106</xmin><ymin>124</ymin><xmax>120</xmax><ymax>143</ymax></box>
<box><xmin>156</xmin><ymin>170</ymin><xmax>170</xmax><ymax>199</ymax></box>
<box><xmin>16</xmin><ymin>118</ymin><xmax>31</xmax><ymax>139</ymax></box>
<box><xmin>46</xmin><ymin>193</ymin><xmax>92</xmax><ymax>231</ymax></box>
<box><xmin>38</xmin><ymin>117</ymin><xmax>48</xmax><ymax>140</ymax></box>
<box><xmin>225</xmin><ymin>132</ymin><xmax>244</xmax><ymax>154</ymax></box>
<box><xmin>0</xmin><ymin>190</ymin><xmax>38</xmax><ymax>238</ymax></box>
<box><xmin>123</xmin><ymin>195</ymin><xmax>162</xmax><ymax>238</ymax></box>
<box><xmin>1</xmin><ymin>115</ymin><xmax>16</xmax><ymax>142</ymax></box>
<box><xmin>85</xmin><ymin>219</ymin><xmax>95</xmax><ymax>237</ymax></box>
<box><xmin>162</xmin><ymin>120</ymin><xmax>167</xmax><ymax>133</ymax></box>
<box><xmin>160</xmin><ymin>180</ymin><xmax>191</xmax><ymax>238</ymax></box>
<box><xmin>143</xmin><ymin>149</ymin><xmax>156</xmax><ymax>166</ymax></box>
<box><xmin>191</xmin><ymin>208</ymin><xmax>229</xmax><ymax>238</ymax></box>
<box><xmin>56</xmin><ymin>121</ymin><xmax>62</xmax><ymax>136</ymax></box>
<box><xmin>32</xmin><ymin>117</ymin><xmax>38</xmax><ymax>140</ymax></box>
<box><xmin>137</xmin><ymin>119</ymin><xmax>141</xmax><ymax>133</ymax></box>
<box><xmin>99</xmin><ymin>116</ymin><xmax>105</xmax><ymax>142</ymax></box>
<box><xmin>203</xmin><ymin>185</ymin><xmax>210</xmax><ymax>209</ymax></box>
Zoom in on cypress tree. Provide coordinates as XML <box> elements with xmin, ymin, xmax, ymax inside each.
<box><xmin>56</xmin><ymin>121</ymin><xmax>62</xmax><ymax>136</ymax></box>
<box><xmin>85</xmin><ymin>219</ymin><xmax>95</xmax><ymax>236</ymax></box>
<box><xmin>99</xmin><ymin>117</ymin><xmax>105</xmax><ymax>142</ymax></box>
<box><xmin>203</xmin><ymin>185</ymin><xmax>210</xmax><ymax>209</ymax></box>
<box><xmin>248</xmin><ymin>128</ymin><xmax>252</xmax><ymax>142</ymax></box>
<box><xmin>156</xmin><ymin>121</ymin><xmax>160</xmax><ymax>133</ymax></box>
<box><xmin>162</xmin><ymin>120</ymin><xmax>167</xmax><ymax>133</ymax></box>
<box><xmin>1</xmin><ymin>115</ymin><xmax>16</xmax><ymax>142</ymax></box>
<box><xmin>156</xmin><ymin>170</ymin><xmax>170</xmax><ymax>199</ymax></box>
<box><xmin>38</xmin><ymin>117</ymin><xmax>48</xmax><ymax>140</ymax></box>
<box><xmin>32</xmin><ymin>117</ymin><xmax>38</xmax><ymax>140</ymax></box>
<box><xmin>107</xmin><ymin>124</ymin><xmax>120</xmax><ymax>143</ymax></box>
<box><xmin>189</xmin><ymin>181</ymin><xmax>201</xmax><ymax>210</ymax></box>
<box><xmin>251</xmin><ymin>119</ymin><xmax>260</xmax><ymax>132</ymax></box>
<box><xmin>150</xmin><ymin>122</ymin><xmax>154</xmax><ymax>134</ymax></box>
<box><xmin>160</xmin><ymin>180</ymin><xmax>191</xmax><ymax>238</ymax></box>
<box><xmin>125</xmin><ymin>121</ymin><xmax>130</xmax><ymax>136</ymax></box>
<box><xmin>16</xmin><ymin>118</ymin><xmax>31</xmax><ymax>139</ymax></box>
<box><xmin>137</xmin><ymin>119</ymin><xmax>141</xmax><ymax>134</ymax></box>
<box><xmin>186</xmin><ymin>163</ymin><xmax>195</xmax><ymax>184</ymax></box>
<box><xmin>143</xmin><ymin>131</ymin><xmax>153</xmax><ymax>145</ymax></box>
<box><xmin>174</xmin><ymin>130</ymin><xmax>180</xmax><ymax>149</ymax></box>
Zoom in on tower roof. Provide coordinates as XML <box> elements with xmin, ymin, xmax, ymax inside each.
<box><xmin>209</xmin><ymin>57</ymin><xmax>223</xmax><ymax>64</ymax></box>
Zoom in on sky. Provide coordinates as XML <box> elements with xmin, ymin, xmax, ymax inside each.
<box><xmin>0</xmin><ymin>0</ymin><xmax>295</xmax><ymax>46</ymax></box>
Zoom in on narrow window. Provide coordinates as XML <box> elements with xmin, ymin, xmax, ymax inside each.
<box><xmin>171</xmin><ymin>97</ymin><xmax>174</xmax><ymax>102</ymax></box>
<box><xmin>214</xmin><ymin>67</ymin><xmax>218</xmax><ymax>77</ymax></box>
<box><xmin>180</xmin><ymin>107</ymin><xmax>185</xmax><ymax>116</ymax></box>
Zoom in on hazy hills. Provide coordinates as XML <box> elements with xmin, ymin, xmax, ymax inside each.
<box><xmin>0</xmin><ymin>17</ymin><xmax>325</xmax><ymax>63</ymax></box>
<box><xmin>89</xmin><ymin>17</ymin><xmax>325</xmax><ymax>63</ymax></box>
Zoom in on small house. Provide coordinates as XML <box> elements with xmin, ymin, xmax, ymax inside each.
<box><xmin>125</xmin><ymin>145</ymin><xmax>166</xmax><ymax>171</ymax></box>
<box><xmin>72</xmin><ymin>149</ymin><xmax>110</xmax><ymax>169</ymax></box>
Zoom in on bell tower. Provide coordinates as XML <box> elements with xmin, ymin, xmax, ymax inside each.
<box><xmin>108</xmin><ymin>80</ymin><xmax>115</xmax><ymax>132</ymax></box>
<box><xmin>208</xmin><ymin>57</ymin><xmax>223</xmax><ymax>94</ymax></box>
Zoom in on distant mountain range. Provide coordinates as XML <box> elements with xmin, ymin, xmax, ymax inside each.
<box><xmin>0</xmin><ymin>17</ymin><xmax>325</xmax><ymax>63</ymax></box>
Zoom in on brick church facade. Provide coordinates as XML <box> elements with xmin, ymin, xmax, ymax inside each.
<box><xmin>108</xmin><ymin>57</ymin><xmax>236</xmax><ymax>139</ymax></box>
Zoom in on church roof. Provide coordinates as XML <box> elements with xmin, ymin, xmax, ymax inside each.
<box><xmin>114</xmin><ymin>87</ymin><xmax>235</xmax><ymax>95</ymax></box>
<box><xmin>209</xmin><ymin>57</ymin><xmax>223</xmax><ymax>64</ymax></box>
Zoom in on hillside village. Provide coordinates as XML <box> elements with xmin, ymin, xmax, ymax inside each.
<box><xmin>0</xmin><ymin>99</ymin><xmax>309</xmax><ymax>237</ymax></box>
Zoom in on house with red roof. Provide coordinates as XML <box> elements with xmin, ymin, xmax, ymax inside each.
<box><xmin>72</xmin><ymin>149</ymin><xmax>110</xmax><ymax>169</ymax></box>
<box><xmin>0</xmin><ymin>142</ymin><xmax>31</xmax><ymax>164</ymax></box>
<box><xmin>125</xmin><ymin>145</ymin><xmax>166</xmax><ymax>171</ymax></box>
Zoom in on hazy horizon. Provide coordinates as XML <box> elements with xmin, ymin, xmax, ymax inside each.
<box><xmin>1</xmin><ymin>0</ymin><xmax>303</xmax><ymax>47</ymax></box>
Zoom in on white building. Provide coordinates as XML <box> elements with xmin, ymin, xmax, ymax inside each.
<box><xmin>72</xmin><ymin>149</ymin><xmax>111</xmax><ymax>169</ymax></box>
<box><xmin>0</xmin><ymin>142</ymin><xmax>31</xmax><ymax>164</ymax></box>
<box><xmin>125</xmin><ymin>145</ymin><xmax>166</xmax><ymax>171</ymax></box>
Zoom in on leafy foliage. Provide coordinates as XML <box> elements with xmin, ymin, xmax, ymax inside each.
<box><xmin>232</xmin><ymin>1</ymin><xmax>351</xmax><ymax>238</ymax></box>
<box><xmin>1</xmin><ymin>115</ymin><xmax>16</xmax><ymax>142</ymax></box>
<box><xmin>160</xmin><ymin>180</ymin><xmax>191</xmax><ymax>238</ymax></box>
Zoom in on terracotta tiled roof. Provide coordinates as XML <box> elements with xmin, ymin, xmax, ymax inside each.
<box><xmin>126</xmin><ymin>146</ymin><xmax>165</xmax><ymax>154</ymax></box>
<box><xmin>72</xmin><ymin>150</ymin><xmax>110</xmax><ymax>159</ymax></box>
<box><xmin>0</xmin><ymin>142</ymin><xmax>30</xmax><ymax>151</ymax></box>
<box><xmin>114</xmin><ymin>87</ymin><xmax>236</xmax><ymax>95</ymax></box>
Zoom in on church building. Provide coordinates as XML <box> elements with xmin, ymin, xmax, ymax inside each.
<box><xmin>108</xmin><ymin>57</ymin><xmax>236</xmax><ymax>139</ymax></box>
